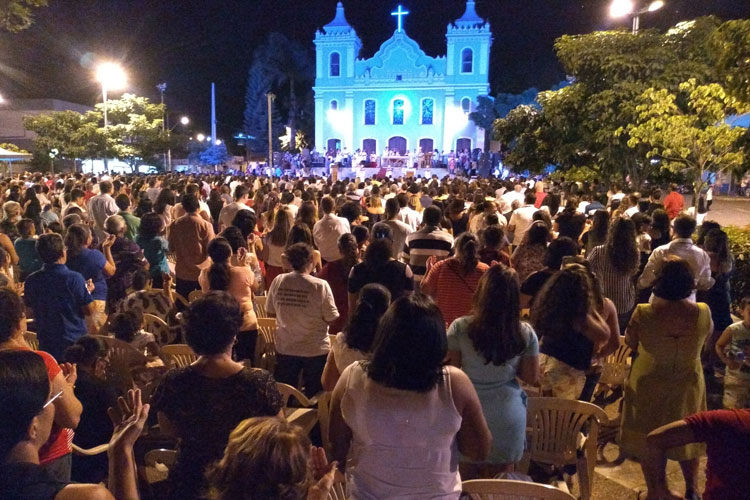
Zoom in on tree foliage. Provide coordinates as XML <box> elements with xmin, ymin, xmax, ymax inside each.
<box><xmin>494</xmin><ymin>17</ymin><xmax>750</xmax><ymax>188</ymax></box>
<box><xmin>0</xmin><ymin>0</ymin><xmax>47</xmax><ymax>33</ymax></box>
<box><xmin>627</xmin><ymin>79</ymin><xmax>747</xmax><ymax>206</ymax></box>
<box><xmin>243</xmin><ymin>61</ymin><xmax>285</xmax><ymax>155</ymax></box>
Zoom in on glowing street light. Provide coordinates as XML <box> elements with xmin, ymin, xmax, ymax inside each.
<box><xmin>196</xmin><ymin>133</ymin><xmax>205</xmax><ymax>142</ymax></box>
<box><xmin>610</xmin><ymin>0</ymin><xmax>664</xmax><ymax>33</ymax></box>
<box><xmin>215</xmin><ymin>139</ymin><xmax>222</xmax><ymax>146</ymax></box>
<box><xmin>95</xmin><ymin>62</ymin><xmax>127</xmax><ymax>173</ymax></box>
<box><xmin>180</xmin><ymin>116</ymin><xmax>190</xmax><ymax>125</ymax></box>
<box><xmin>0</xmin><ymin>93</ymin><xmax>4</xmax><ymax>103</ymax></box>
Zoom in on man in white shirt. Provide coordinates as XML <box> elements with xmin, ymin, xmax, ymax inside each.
<box><xmin>218</xmin><ymin>184</ymin><xmax>252</xmax><ymax>230</ymax></box>
<box><xmin>396</xmin><ymin>193</ymin><xmax>421</xmax><ymax>232</ymax></box>
<box><xmin>502</xmin><ymin>183</ymin><xmax>525</xmax><ymax>208</ymax></box>
<box><xmin>383</xmin><ymin>197</ymin><xmax>412</xmax><ymax>260</ymax></box>
<box><xmin>266</xmin><ymin>243</ymin><xmax>339</xmax><ymax>397</ymax></box>
<box><xmin>638</xmin><ymin>214</ymin><xmax>714</xmax><ymax>300</ymax></box>
<box><xmin>280</xmin><ymin>191</ymin><xmax>299</xmax><ymax>218</ymax></box>
<box><xmin>507</xmin><ymin>191</ymin><xmax>539</xmax><ymax>246</ymax></box>
<box><xmin>624</xmin><ymin>194</ymin><xmax>641</xmax><ymax>218</ymax></box>
<box><xmin>313</xmin><ymin>196</ymin><xmax>351</xmax><ymax>263</ymax></box>
<box><xmin>87</xmin><ymin>180</ymin><xmax>119</xmax><ymax>240</ymax></box>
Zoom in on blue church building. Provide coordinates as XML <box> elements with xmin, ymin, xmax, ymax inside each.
<box><xmin>314</xmin><ymin>1</ymin><xmax>492</xmax><ymax>161</ymax></box>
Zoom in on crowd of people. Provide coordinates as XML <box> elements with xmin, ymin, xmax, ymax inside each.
<box><xmin>0</xmin><ymin>169</ymin><xmax>748</xmax><ymax>500</ymax></box>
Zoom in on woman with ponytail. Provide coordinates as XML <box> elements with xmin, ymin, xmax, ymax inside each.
<box><xmin>421</xmin><ymin>232</ymin><xmax>489</xmax><ymax>325</ymax></box>
<box><xmin>318</xmin><ymin>233</ymin><xmax>360</xmax><ymax>335</ymax></box>
<box><xmin>321</xmin><ymin>283</ymin><xmax>390</xmax><ymax>391</ymax></box>
<box><xmin>199</xmin><ymin>237</ymin><xmax>259</xmax><ymax>362</ymax></box>
<box><xmin>63</xmin><ymin>336</ymin><xmax>117</xmax><ymax>483</ymax></box>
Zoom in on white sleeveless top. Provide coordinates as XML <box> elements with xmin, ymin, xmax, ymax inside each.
<box><xmin>340</xmin><ymin>362</ymin><xmax>463</xmax><ymax>500</ymax></box>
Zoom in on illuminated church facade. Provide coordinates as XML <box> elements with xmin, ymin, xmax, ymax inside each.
<box><xmin>313</xmin><ymin>1</ymin><xmax>491</xmax><ymax>158</ymax></box>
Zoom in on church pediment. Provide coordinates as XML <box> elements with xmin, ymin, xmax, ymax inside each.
<box><xmin>355</xmin><ymin>31</ymin><xmax>445</xmax><ymax>81</ymax></box>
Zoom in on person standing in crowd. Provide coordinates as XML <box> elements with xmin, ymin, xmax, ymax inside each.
<box><xmin>663</xmin><ymin>183</ymin><xmax>684</xmax><ymax>220</ymax></box>
<box><xmin>447</xmin><ymin>266</ymin><xmax>540</xmax><ymax>478</ymax></box>
<box><xmin>639</xmin><ymin>215</ymin><xmax>714</xmax><ymax>300</ymax></box>
<box><xmin>151</xmin><ymin>292</ymin><xmax>283</xmax><ymax>500</ymax></box>
<box><xmin>580</xmin><ymin>209</ymin><xmax>609</xmax><ymax>255</ymax></box>
<box><xmin>321</xmin><ymin>283</ymin><xmax>391</xmax><ymax>391</ymax></box>
<box><xmin>87</xmin><ymin>180</ymin><xmax>119</xmax><ymax>241</ymax></box>
<box><xmin>382</xmin><ymin>197</ymin><xmax>412</xmax><ymax>260</ymax></box>
<box><xmin>421</xmin><ymin>233</ymin><xmax>489</xmax><ymax>326</ymax></box>
<box><xmin>64</xmin><ymin>224</ymin><xmax>115</xmax><ymax>335</ymax></box>
<box><xmin>14</xmin><ymin>218</ymin><xmax>42</xmax><ymax>281</ymax></box>
<box><xmin>103</xmin><ymin>215</ymin><xmax>148</xmax><ymax>312</ymax></box>
<box><xmin>168</xmin><ymin>193</ymin><xmax>215</xmax><ymax>299</ymax></box>
<box><xmin>402</xmin><ymin>205</ymin><xmax>453</xmax><ymax>283</ymax></box>
<box><xmin>520</xmin><ymin>237</ymin><xmax>580</xmax><ymax>308</ymax></box>
<box><xmin>318</xmin><ymin>233</ymin><xmax>359</xmax><ymax>336</ymax></box>
<box><xmin>266</xmin><ymin>243</ymin><xmax>339</xmax><ymax>397</ymax></box>
<box><xmin>313</xmin><ymin>196</ymin><xmax>350</xmax><ymax>264</ymax></box>
<box><xmin>114</xmin><ymin>194</ymin><xmax>140</xmax><ymax>241</ymax></box>
<box><xmin>199</xmin><ymin>237</ymin><xmax>259</xmax><ymax>363</ymax></box>
<box><xmin>510</xmin><ymin>221</ymin><xmax>549</xmax><ymax>283</ymax></box>
<box><xmin>136</xmin><ymin>212</ymin><xmax>170</xmax><ymax>289</ymax></box>
<box><xmin>587</xmin><ymin>218</ymin><xmax>640</xmax><ymax>332</ymax></box>
<box><xmin>218</xmin><ymin>185</ymin><xmax>252</xmax><ymax>231</ymax></box>
<box><xmin>260</xmin><ymin>206</ymin><xmax>292</xmax><ymax>289</ymax></box>
<box><xmin>531</xmin><ymin>264</ymin><xmax>612</xmax><ymax>399</ymax></box>
<box><xmin>507</xmin><ymin>191</ymin><xmax>538</xmax><ymax>248</ymax></box>
<box><xmin>715</xmin><ymin>297</ymin><xmax>750</xmax><ymax>410</ymax></box>
<box><xmin>329</xmin><ymin>294</ymin><xmax>492</xmax><ymax>499</ymax></box>
<box><xmin>620</xmin><ymin>258</ymin><xmax>712</xmax><ymax>500</ymax></box>
<box><xmin>26</xmin><ymin>233</ymin><xmax>97</xmax><ymax>359</ymax></box>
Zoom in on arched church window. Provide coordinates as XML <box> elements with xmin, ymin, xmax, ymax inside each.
<box><xmin>364</xmin><ymin>99</ymin><xmax>376</xmax><ymax>125</ymax></box>
<box><xmin>330</xmin><ymin>52</ymin><xmax>341</xmax><ymax>77</ymax></box>
<box><xmin>330</xmin><ymin>100</ymin><xmax>338</xmax><ymax>111</ymax></box>
<box><xmin>421</xmin><ymin>99</ymin><xmax>434</xmax><ymax>125</ymax></box>
<box><xmin>461</xmin><ymin>48</ymin><xmax>473</xmax><ymax>74</ymax></box>
<box><xmin>392</xmin><ymin>99</ymin><xmax>405</xmax><ymax>125</ymax></box>
<box><xmin>461</xmin><ymin>97</ymin><xmax>472</xmax><ymax>114</ymax></box>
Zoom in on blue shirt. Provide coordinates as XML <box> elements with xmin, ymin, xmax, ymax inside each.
<box><xmin>14</xmin><ymin>237</ymin><xmax>42</xmax><ymax>279</ymax></box>
<box><xmin>24</xmin><ymin>264</ymin><xmax>93</xmax><ymax>359</ymax></box>
<box><xmin>136</xmin><ymin>235</ymin><xmax>169</xmax><ymax>277</ymax></box>
<box><xmin>66</xmin><ymin>248</ymin><xmax>108</xmax><ymax>301</ymax></box>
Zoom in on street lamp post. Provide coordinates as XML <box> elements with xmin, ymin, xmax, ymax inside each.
<box><xmin>610</xmin><ymin>0</ymin><xmax>664</xmax><ymax>34</ymax></box>
<box><xmin>266</xmin><ymin>93</ymin><xmax>275</xmax><ymax>170</ymax></box>
<box><xmin>95</xmin><ymin>63</ymin><xmax>127</xmax><ymax>174</ymax></box>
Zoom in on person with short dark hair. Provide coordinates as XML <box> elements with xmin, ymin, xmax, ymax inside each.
<box><xmin>14</xmin><ymin>218</ymin><xmax>42</xmax><ymax>280</ymax></box>
<box><xmin>114</xmin><ymin>193</ymin><xmax>140</xmax><ymax>241</ymax></box>
<box><xmin>639</xmin><ymin>214</ymin><xmax>713</xmax><ymax>300</ymax></box>
<box><xmin>218</xmin><ymin>184</ymin><xmax>252</xmax><ymax>231</ymax></box>
<box><xmin>168</xmin><ymin>193</ymin><xmax>215</xmax><ymax>300</ymax></box>
<box><xmin>507</xmin><ymin>191</ymin><xmax>538</xmax><ymax>247</ymax></box>
<box><xmin>663</xmin><ymin>183</ymin><xmax>685</xmax><ymax>220</ymax></box>
<box><xmin>620</xmin><ymin>257</ymin><xmax>712</xmax><ymax>500</ymax></box>
<box><xmin>266</xmin><ymin>243</ymin><xmax>339</xmax><ymax>397</ymax></box>
<box><xmin>87</xmin><ymin>180</ymin><xmax>119</xmax><ymax>241</ymax></box>
<box><xmin>313</xmin><ymin>196</ymin><xmax>350</xmax><ymax>263</ymax></box>
<box><xmin>402</xmin><ymin>205</ymin><xmax>453</xmax><ymax>282</ymax></box>
<box><xmin>136</xmin><ymin>212</ymin><xmax>170</xmax><ymax>289</ymax></box>
<box><xmin>329</xmin><ymin>294</ymin><xmax>492</xmax><ymax>498</ymax></box>
<box><xmin>24</xmin><ymin>233</ymin><xmax>97</xmax><ymax>359</ymax></box>
<box><xmin>151</xmin><ymin>291</ymin><xmax>283</xmax><ymax>500</ymax></box>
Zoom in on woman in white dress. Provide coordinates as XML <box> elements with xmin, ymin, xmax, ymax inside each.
<box><xmin>329</xmin><ymin>294</ymin><xmax>491</xmax><ymax>500</ymax></box>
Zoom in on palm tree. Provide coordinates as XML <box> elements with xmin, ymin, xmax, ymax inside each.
<box><xmin>257</xmin><ymin>33</ymin><xmax>314</xmax><ymax>152</ymax></box>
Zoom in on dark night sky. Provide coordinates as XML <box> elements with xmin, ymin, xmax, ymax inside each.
<box><xmin>2</xmin><ymin>0</ymin><xmax>749</xmax><ymax>143</ymax></box>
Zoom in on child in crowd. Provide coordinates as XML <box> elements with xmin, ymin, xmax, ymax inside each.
<box><xmin>110</xmin><ymin>309</ymin><xmax>161</xmax><ymax>359</ymax></box>
<box><xmin>631</xmin><ymin>212</ymin><xmax>652</xmax><ymax>271</ymax></box>
<box><xmin>117</xmin><ymin>269</ymin><xmax>174</xmax><ymax>321</ymax></box>
<box><xmin>715</xmin><ymin>297</ymin><xmax>750</xmax><ymax>409</ymax></box>
<box><xmin>13</xmin><ymin>218</ymin><xmax>42</xmax><ymax>280</ymax></box>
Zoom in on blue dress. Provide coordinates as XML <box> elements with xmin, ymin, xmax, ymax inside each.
<box><xmin>447</xmin><ymin>317</ymin><xmax>539</xmax><ymax>464</ymax></box>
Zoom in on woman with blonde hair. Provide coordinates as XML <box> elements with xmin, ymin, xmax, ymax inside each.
<box><xmin>261</xmin><ymin>206</ymin><xmax>292</xmax><ymax>289</ymax></box>
<box><xmin>205</xmin><ymin>417</ymin><xmax>337</xmax><ymax>500</ymax></box>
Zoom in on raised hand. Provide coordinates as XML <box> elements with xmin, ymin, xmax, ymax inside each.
<box><xmin>107</xmin><ymin>389</ymin><xmax>150</xmax><ymax>451</ymax></box>
<box><xmin>307</xmin><ymin>446</ymin><xmax>338</xmax><ymax>500</ymax></box>
<box><xmin>60</xmin><ymin>362</ymin><xmax>78</xmax><ymax>386</ymax></box>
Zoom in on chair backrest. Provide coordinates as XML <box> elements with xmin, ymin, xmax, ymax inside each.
<box><xmin>143</xmin><ymin>313</ymin><xmax>174</xmax><ymax>346</ymax></box>
<box><xmin>462</xmin><ymin>479</ymin><xmax>576</xmax><ymax>500</ymax></box>
<box><xmin>143</xmin><ymin>448</ymin><xmax>177</xmax><ymax>485</ymax></box>
<box><xmin>318</xmin><ymin>391</ymin><xmax>333</xmax><ymax>454</ymax></box>
<box><xmin>326</xmin><ymin>471</ymin><xmax>347</xmax><ymax>500</ymax></box>
<box><xmin>254</xmin><ymin>295</ymin><xmax>268</xmax><ymax>318</ymax></box>
<box><xmin>598</xmin><ymin>337</ymin><xmax>632</xmax><ymax>387</ymax></box>
<box><xmin>161</xmin><ymin>344</ymin><xmax>197</xmax><ymax>369</ymax></box>
<box><xmin>188</xmin><ymin>289</ymin><xmax>204</xmax><ymax>302</ymax></box>
<box><xmin>255</xmin><ymin>318</ymin><xmax>277</xmax><ymax>371</ymax></box>
<box><xmin>276</xmin><ymin>382</ymin><xmax>316</xmax><ymax>408</ymax></box>
<box><xmin>23</xmin><ymin>331</ymin><xmax>38</xmax><ymax>350</ymax></box>
<box><xmin>526</xmin><ymin>397</ymin><xmax>608</xmax><ymax>466</ymax></box>
<box><xmin>98</xmin><ymin>336</ymin><xmax>149</xmax><ymax>391</ymax></box>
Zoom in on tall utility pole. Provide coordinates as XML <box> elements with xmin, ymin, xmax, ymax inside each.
<box><xmin>211</xmin><ymin>83</ymin><xmax>217</xmax><ymax>147</ymax></box>
<box><xmin>266</xmin><ymin>93</ymin><xmax>275</xmax><ymax>170</ymax></box>
<box><xmin>157</xmin><ymin>83</ymin><xmax>167</xmax><ymax>171</ymax></box>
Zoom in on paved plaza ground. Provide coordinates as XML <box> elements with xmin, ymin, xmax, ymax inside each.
<box><xmin>686</xmin><ymin>195</ymin><xmax>750</xmax><ymax>228</ymax></box>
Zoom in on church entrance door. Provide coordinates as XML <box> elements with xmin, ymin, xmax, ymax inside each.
<box><xmin>362</xmin><ymin>139</ymin><xmax>376</xmax><ymax>154</ymax></box>
<box><xmin>419</xmin><ymin>138</ymin><xmax>434</xmax><ymax>154</ymax></box>
<box><xmin>388</xmin><ymin>136</ymin><xmax>407</xmax><ymax>155</ymax></box>
<box><xmin>456</xmin><ymin>138</ymin><xmax>472</xmax><ymax>152</ymax></box>
<box><xmin>327</xmin><ymin>138</ymin><xmax>341</xmax><ymax>153</ymax></box>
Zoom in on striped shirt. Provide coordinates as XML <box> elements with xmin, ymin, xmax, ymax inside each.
<box><xmin>587</xmin><ymin>244</ymin><xmax>637</xmax><ymax>314</ymax></box>
<box><xmin>402</xmin><ymin>227</ymin><xmax>454</xmax><ymax>282</ymax></box>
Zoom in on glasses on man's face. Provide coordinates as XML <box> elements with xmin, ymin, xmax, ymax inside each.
<box><xmin>43</xmin><ymin>390</ymin><xmax>64</xmax><ymax>409</ymax></box>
